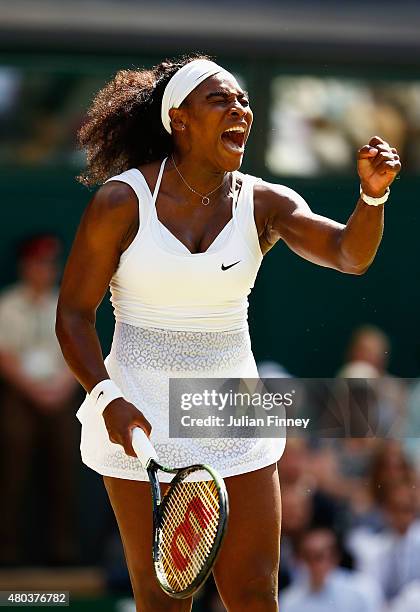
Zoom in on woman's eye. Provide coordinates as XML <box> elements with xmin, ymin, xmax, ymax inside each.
<box><xmin>211</xmin><ymin>96</ymin><xmax>249</xmax><ymax>106</ymax></box>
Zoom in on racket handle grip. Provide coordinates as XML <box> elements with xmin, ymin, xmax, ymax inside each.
<box><xmin>132</xmin><ymin>427</ymin><xmax>158</xmax><ymax>468</ymax></box>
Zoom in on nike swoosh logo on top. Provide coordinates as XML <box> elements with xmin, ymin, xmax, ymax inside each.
<box><xmin>96</xmin><ymin>391</ymin><xmax>104</xmax><ymax>402</ymax></box>
<box><xmin>221</xmin><ymin>261</ymin><xmax>241</xmax><ymax>271</ymax></box>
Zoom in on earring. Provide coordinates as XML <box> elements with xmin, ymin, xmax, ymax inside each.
<box><xmin>180</xmin><ymin>125</ymin><xmax>185</xmax><ymax>130</ymax></box>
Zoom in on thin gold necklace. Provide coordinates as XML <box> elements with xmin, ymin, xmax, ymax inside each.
<box><xmin>171</xmin><ymin>155</ymin><xmax>228</xmax><ymax>206</ymax></box>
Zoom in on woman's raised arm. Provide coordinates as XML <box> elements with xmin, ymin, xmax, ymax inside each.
<box><xmin>256</xmin><ymin>136</ymin><xmax>401</xmax><ymax>273</ymax></box>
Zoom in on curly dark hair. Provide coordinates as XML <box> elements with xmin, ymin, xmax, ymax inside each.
<box><xmin>77</xmin><ymin>53</ymin><xmax>212</xmax><ymax>186</ymax></box>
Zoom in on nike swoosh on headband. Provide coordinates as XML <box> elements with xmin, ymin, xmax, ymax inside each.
<box><xmin>221</xmin><ymin>261</ymin><xmax>241</xmax><ymax>271</ymax></box>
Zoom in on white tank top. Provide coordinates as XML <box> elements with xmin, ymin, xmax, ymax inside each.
<box><xmin>107</xmin><ymin>157</ymin><xmax>263</xmax><ymax>333</ymax></box>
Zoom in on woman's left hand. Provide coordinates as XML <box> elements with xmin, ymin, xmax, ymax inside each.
<box><xmin>357</xmin><ymin>136</ymin><xmax>401</xmax><ymax>198</ymax></box>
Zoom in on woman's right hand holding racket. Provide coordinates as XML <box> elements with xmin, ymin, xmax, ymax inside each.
<box><xmin>103</xmin><ymin>399</ymin><xmax>152</xmax><ymax>457</ymax></box>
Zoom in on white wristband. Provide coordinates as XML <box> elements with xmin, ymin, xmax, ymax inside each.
<box><xmin>89</xmin><ymin>379</ymin><xmax>124</xmax><ymax>415</ymax></box>
<box><xmin>360</xmin><ymin>185</ymin><xmax>390</xmax><ymax>206</ymax></box>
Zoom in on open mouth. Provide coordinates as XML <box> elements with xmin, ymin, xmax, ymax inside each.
<box><xmin>221</xmin><ymin>126</ymin><xmax>246</xmax><ymax>153</ymax></box>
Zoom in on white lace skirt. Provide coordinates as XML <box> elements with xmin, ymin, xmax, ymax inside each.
<box><xmin>77</xmin><ymin>322</ymin><xmax>285</xmax><ymax>482</ymax></box>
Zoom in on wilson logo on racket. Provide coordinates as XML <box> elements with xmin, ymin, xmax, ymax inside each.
<box><xmin>170</xmin><ymin>496</ymin><xmax>215</xmax><ymax>571</ymax></box>
<box><xmin>131</xmin><ymin>428</ymin><xmax>228</xmax><ymax>599</ymax></box>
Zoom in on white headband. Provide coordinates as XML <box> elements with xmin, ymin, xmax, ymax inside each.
<box><xmin>161</xmin><ymin>59</ymin><xmax>229</xmax><ymax>134</ymax></box>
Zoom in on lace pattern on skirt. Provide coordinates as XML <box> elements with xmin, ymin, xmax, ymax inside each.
<box><xmin>111</xmin><ymin>322</ymin><xmax>251</xmax><ymax>372</ymax></box>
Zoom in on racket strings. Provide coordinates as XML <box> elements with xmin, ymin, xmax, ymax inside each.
<box><xmin>158</xmin><ymin>479</ymin><xmax>221</xmax><ymax>592</ymax></box>
<box><xmin>162</xmin><ymin>480</ymin><xmax>218</xmax><ymax>568</ymax></box>
<box><xmin>162</xmin><ymin>486</ymin><xmax>217</xmax><ymax>586</ymax></box>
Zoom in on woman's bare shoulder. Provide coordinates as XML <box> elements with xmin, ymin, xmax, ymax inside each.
<box><xmin>253</xmin><ymin>179</ymin><xmax>311</xmax><ymax>231</ymax></box>
<box><xmin>85</xmin><ymin>179</ymin><xmax>139</xmax><ymax>231</ymax></box>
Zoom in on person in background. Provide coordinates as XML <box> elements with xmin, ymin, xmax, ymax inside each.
<box><xmin>279</xmin><ymin>484</ymin><xmax>313</xmax><ymax>589</ymax></box>
<box><xmin>350</xmin><ymin>481</ymin><xmax>420</xmax><ymax>603</ymax></box>
<box><xmin>402</xmin><ymin>380</ymin><xmax>420</xmax><ymax>470</ymax></box>
<box><xmin>337</xmin><ymin>324</ymin><xmax>406</xmax><ymax>436</ymax></box>
<box><xmin>278</xmin><ymin>439</ymin><xmax>350</xmax><ymax>538</ymax></box>
<box><xmin>338</xmin><ymin>324</ymin><xmax>390</xmax><ymax>376</ymax></box>
<box><xmin>280</xmin><ymin>527</ymin><xmax>382</xmax><ymax>612</ymax></box>
<box><xmin>0</xmin><ymin>235</ymin><xmax>79</xmax><ymax>565</ymax></box>
<box><xmin>367</xmin><ymin>441</ymin><xmax>417</xmax><ymax>525</ymax></box>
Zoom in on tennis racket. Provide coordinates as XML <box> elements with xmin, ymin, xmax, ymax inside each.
<box><xmin>131</xmin><ymin>427</ymin><xmax>229</xmax><ymax>599</ymax></box>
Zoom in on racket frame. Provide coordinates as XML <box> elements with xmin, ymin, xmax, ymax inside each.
<box><xmin>146</xmin><ymin>460</ymin><xmax>229</xmax><ymax>599</ymax></box>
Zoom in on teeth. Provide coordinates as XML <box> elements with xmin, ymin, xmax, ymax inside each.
<box><xmin>224</xmin><ymin>126</ymin><xmax>245</xmax><ymax>133</ymax></box>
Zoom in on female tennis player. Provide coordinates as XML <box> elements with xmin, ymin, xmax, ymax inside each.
<box><xmin>56</xmin><ymin>54</ymin><xmax>401</xmax><ymax>611</ymax></box>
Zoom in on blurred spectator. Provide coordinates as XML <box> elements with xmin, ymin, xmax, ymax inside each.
<box><xmin>279</xmin><ymin>439</ymin><xmax>349</xmax><ymax>532</ymax></box>
<box><xmin>280</xmin><ymin>527</ymin><xmax>382</xmax><ymax>612</ymax></box>
<box><xmin>402</xmin><ymin>380</ymin><xmax>420</xmax><ymax>469</ymax></box>
<box><xmin>279</xmin><ymin>482</ymin><xmax>313</xmax><ymax>588</ymax></box>
<box><xmin>315</xmin><ymin>327</ymin><xmax>407</xmax><ymax>522</ymax></box>
<box><xmin>0</xmin><ymin>67</ymin><xmax>21</xmax><ymax>116</ymax></box>
<box><xmin>278</xmin><ymin>439</ymin><xmax>352</xmax><ymax>589</ymax></box>
<box><xmin>344</xmin><ymin>88</ymin><xmax>407</xmax><ymax>161</ymax></box>
<box><xmin>338</xmin><ymin>324</ymin><xmax>390</xmax><ymax>375</ymax></box>
<box><xmin>304</xmin><ymin>436</ymin><xmax>378</xmax><ymax>522</ymax></box>
<box><xmin>0</xmin><ymin>234</ymin><xmax>79</xmax><ymax>565</ymax></box>
<box><xmin>266</xmin><ymin>75</ymin><xmax>420</xmax><ymax>176</ymax></box>
<box><xmin>349</xmin><ymin>482</ymin><xmax>420</xmax><ymax>603</ymax></box>
<box><xmin>345</xmin><ymin>441</ymin><xmax>418</xmax><ymax>578</ymax></box>
<box><xmin>337</xmin><ymin>325</ymin><xmax>406</xmax><ymax>437</ymax></box>
<box><xmin>368</xmin><ymin>441</ymin><xmax>417</xmax><ymax>515</ymax></box>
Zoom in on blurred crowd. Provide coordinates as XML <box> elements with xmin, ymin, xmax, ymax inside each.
<box><xmin>0</xmin><ymin>235</ymin><xmax>80</xmax><ymax>566</ymax></box>
<box><xmin>275</xmin><ymin>439</ymin><xmax>420</xmax><ymax>612</ymax></box>
<box><xmin>271</xmin><ymin>327</ymin><xmax>420</xmax><ymax>612</ymax></box>
<box><xmin>1</xmin><ymin>65</ymin><xmax>420</xmax><ymax>177</ymax></box>
<box><xmin>267</xmin><ymin>76</ymin><xmax>420</xmax><ymax>177</ymax></box>
<box><xmin>0</xmin><ymin>236</ymin><xmax>419</xmax><ymax>612</ymax></box>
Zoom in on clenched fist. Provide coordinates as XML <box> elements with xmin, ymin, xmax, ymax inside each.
<box><xmin>357</xmin><ymin>136</ymin><xmax>401</xmax><ymax>199</ymax></box>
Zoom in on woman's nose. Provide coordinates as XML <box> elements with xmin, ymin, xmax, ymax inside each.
<box><xmin>229</xmin><ymin>104</ymin><xmax>246</xmax><ymax>119</ymax></box>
